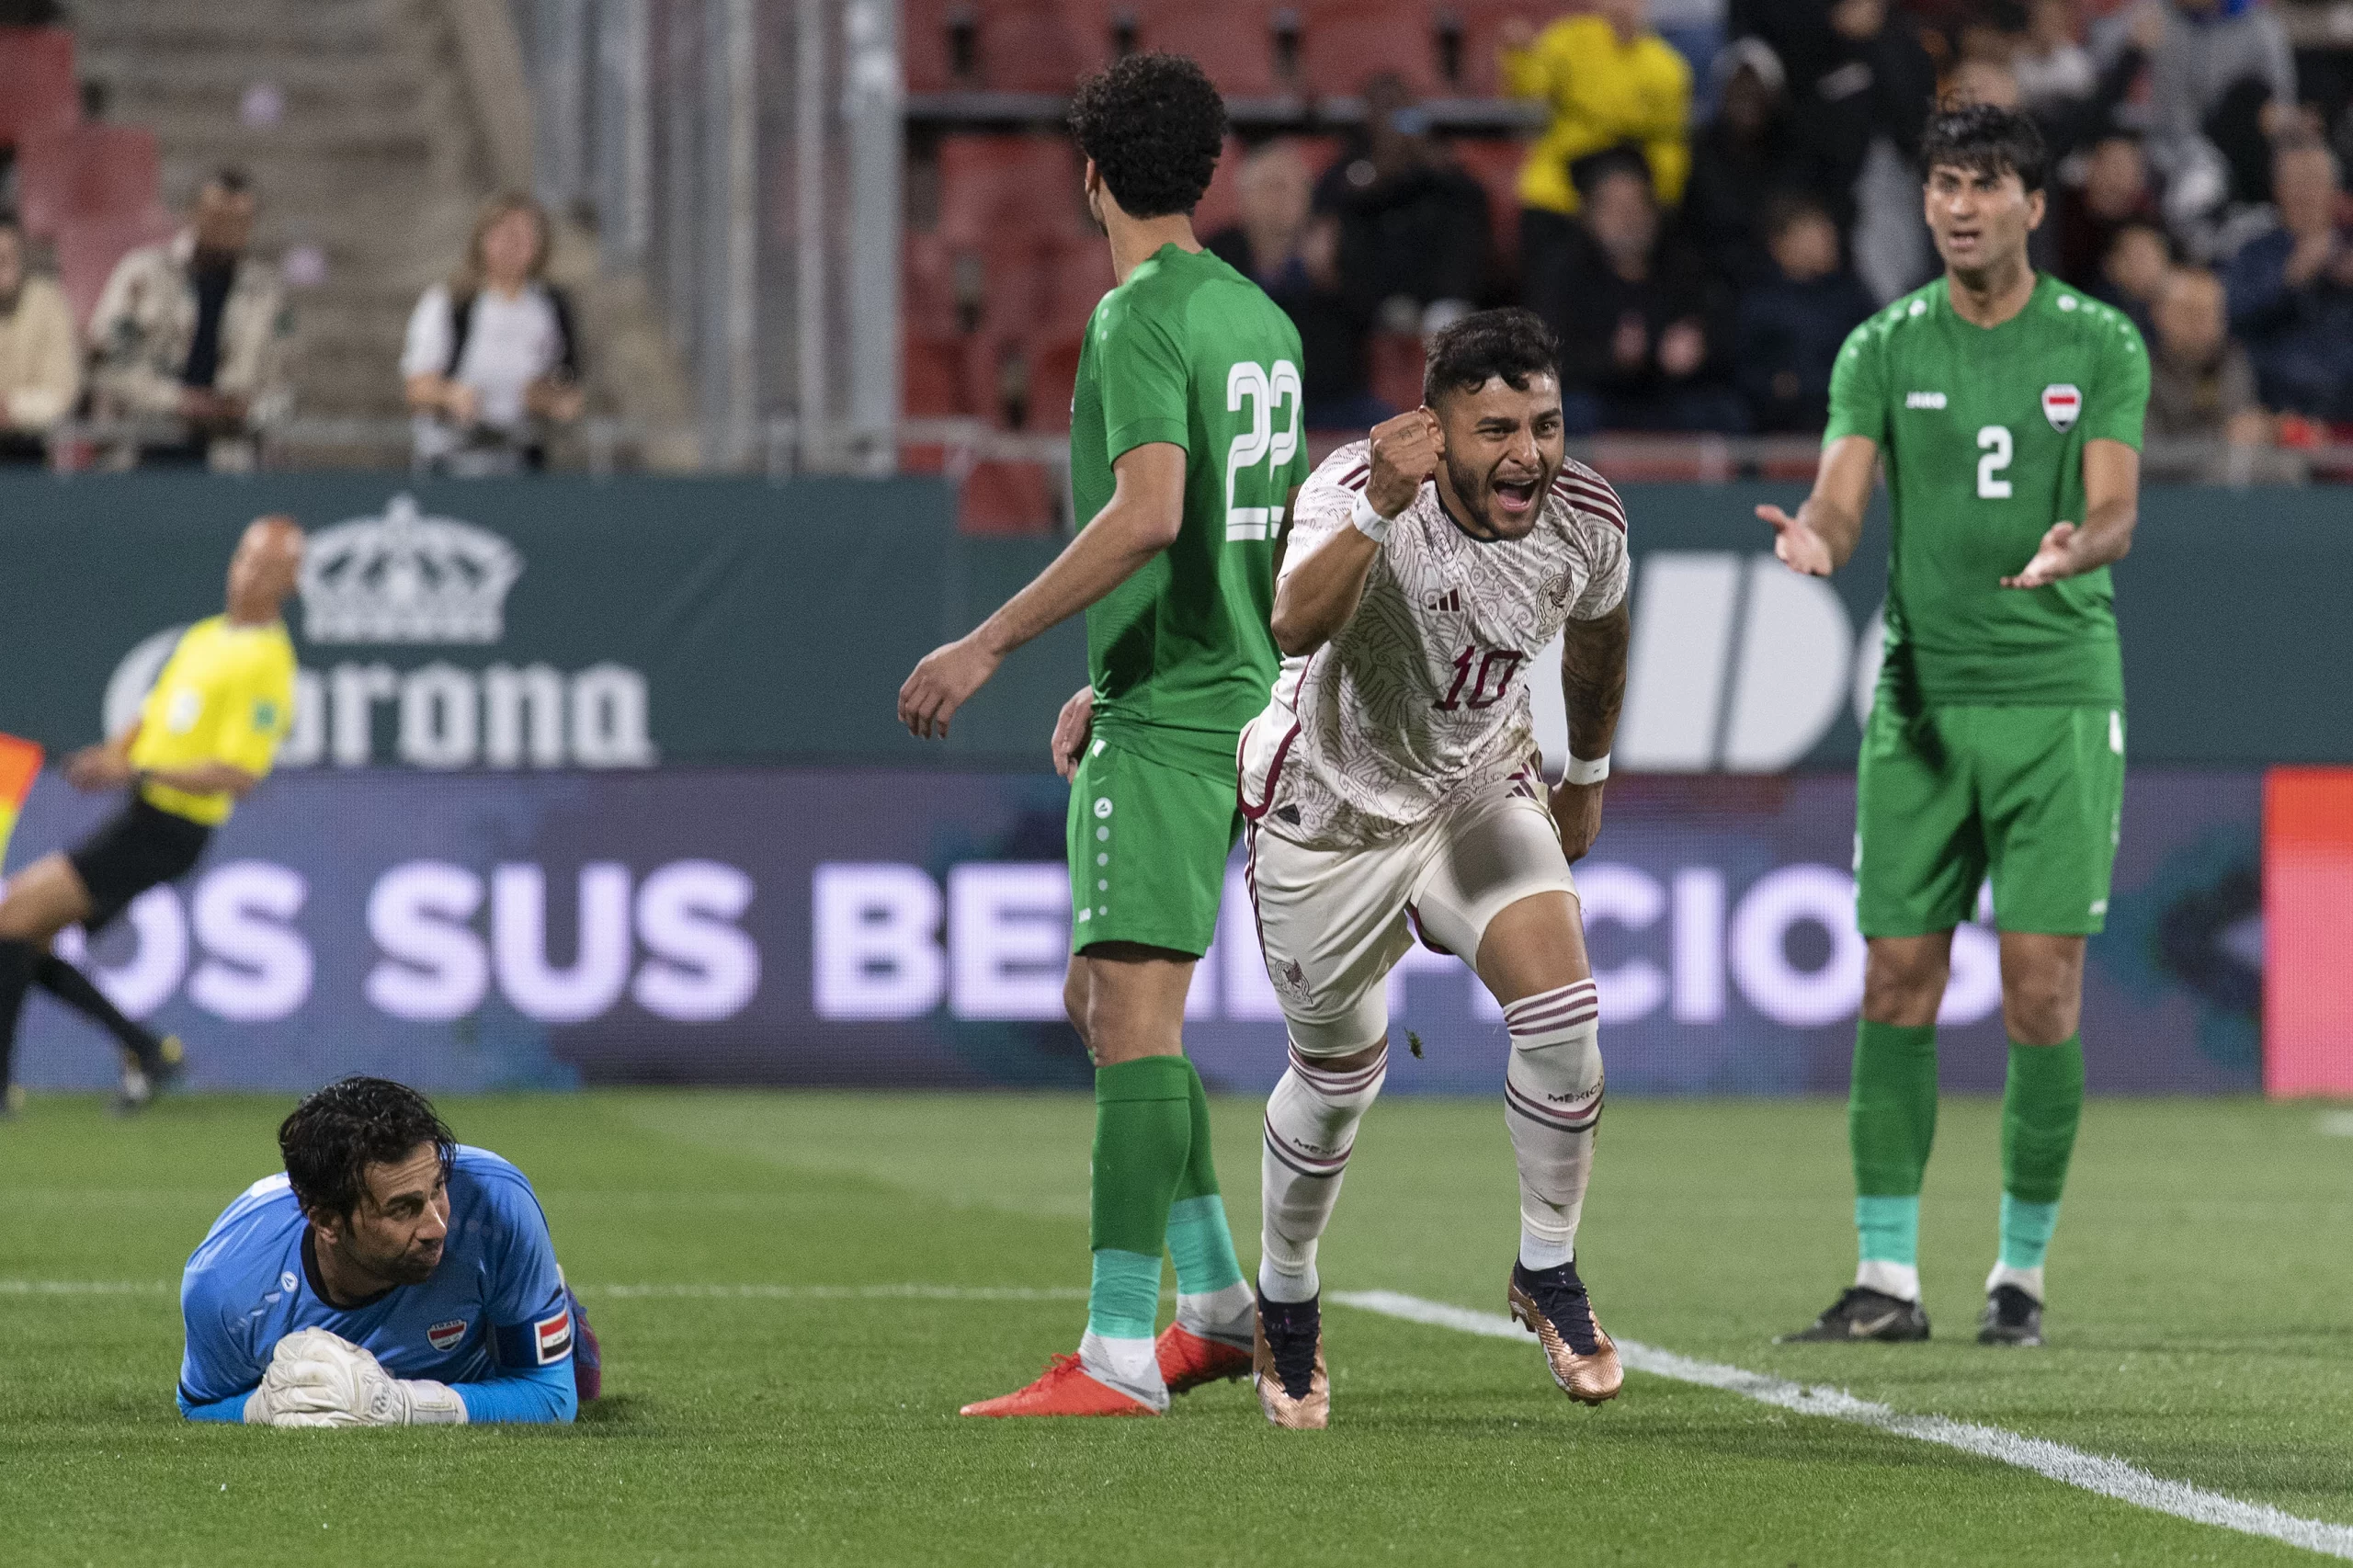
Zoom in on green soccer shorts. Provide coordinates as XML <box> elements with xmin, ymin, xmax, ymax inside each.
<box><xmin>1855</xmin><ymin>701</ymin><xmax>2125</xmax><ymax>937</ymax></box>
<box><xmin>1067</xmin><ymin>733</ymin><xmax>1241</xmax><ymax>958</ymax></box>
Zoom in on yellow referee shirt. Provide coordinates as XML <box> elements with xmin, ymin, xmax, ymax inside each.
<box><xmin>1502</xmin><ymin>14</ymin><xmax>1692</xmax><ymax>217</ymax></box>
<box><xmin>128</xmin><ymin>616</ymin><xmax>298</xmax><ymax>825</ymax></box>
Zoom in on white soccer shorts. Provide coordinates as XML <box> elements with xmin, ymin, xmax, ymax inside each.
<box><xmin>1245</xmin><ymin>780</ymin><xmax>1579</xmax><ymax>1058</ymax></box>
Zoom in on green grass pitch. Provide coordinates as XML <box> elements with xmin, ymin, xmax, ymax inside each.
<box><xmin>4</xmin><ymin>1090</ymin><xmax>2350</xmax><ymax>1565</ymax></box>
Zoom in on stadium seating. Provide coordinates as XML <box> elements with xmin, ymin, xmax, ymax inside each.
<box><xmin>13</xmin><ymin>123</ymin><xmax>170</xmax><ymax>326</ymax></box>
<box><xmin>0</xmin><ymin>27</ymin><xmax>77</xmax><ymax>149</ymax></box>
<box><xmin>903</xmin><ymin>0</ymin><xmax>1114</xmax><ymax>94</ymax></box>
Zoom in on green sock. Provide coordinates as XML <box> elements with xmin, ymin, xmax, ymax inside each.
<box><xmin>1849</xmin><ymin>1020</ymin><xmax>1939</xmax><ymax>1264</ymax></box>
<box><xmin>1164</xmin><ymin>1061</ymin><xmax>1244</xmax><ymax>1297</ymax></box>
<box><xmin>1855</xmin><ymin>1195</ymin><xmax>1921</xmax><ymax>1267</ymax></box>
<box><xmin>1087</xmin><ymin>1056</ymin><xmax>1193</xmax><ymax>1340</ymax></box>
<box><xmin>1999</xmin><ymin>1036</ymin><xmax>2084</xmax><ymax>1269</ymax></box>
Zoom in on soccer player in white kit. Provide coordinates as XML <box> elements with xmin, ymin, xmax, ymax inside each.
<box><xmin>1237</xmin><ymin>309</ymin><xmax>1631</xmax><ymax>1428</ymax></box>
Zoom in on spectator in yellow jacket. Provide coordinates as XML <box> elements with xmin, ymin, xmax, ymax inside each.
<box><xmin>1503</xmin><ymin>0</ymin><xmax>1693</xmax><ymax>335</ymax></box>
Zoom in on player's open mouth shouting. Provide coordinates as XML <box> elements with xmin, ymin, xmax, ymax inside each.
<box><xmin>1493</xmin><ymin>472</ymin><xmax>1542</xmax><ymax>517</ymax></box>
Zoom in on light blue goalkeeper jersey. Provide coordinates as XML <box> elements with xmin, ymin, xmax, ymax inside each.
<box><xmin>178</xmin><ymin>1145</ymin><xmax>576</xmax><ymax>1423</ymax></box>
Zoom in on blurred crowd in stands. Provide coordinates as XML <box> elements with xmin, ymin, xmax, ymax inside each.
<box><xmin>8</xmin><ymin>0</ymin><xmax>2353</xmax><ymax>479</ymax></box>
<box><xmin>1193</xmin><ymin>0</ymin><xmax>2353</xmax><ymax>471</ymax></box>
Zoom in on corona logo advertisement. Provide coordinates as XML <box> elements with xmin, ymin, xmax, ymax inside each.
<box><xmin>299</xmin><ymin>494</ymin><xmax>523</xmax><ymax>644</ymax></box>
<box><xmin>104</xmin><ymin>497</ymin><xmax>653</xmax><ymax>770</ymax></box>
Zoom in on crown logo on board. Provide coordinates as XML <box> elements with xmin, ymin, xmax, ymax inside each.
<box><xmin>299</xmin><ymin>494</ymin><xmax>522</xmax><ymax>644</ymax></box>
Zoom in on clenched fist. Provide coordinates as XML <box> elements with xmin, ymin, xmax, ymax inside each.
<box><xmin>1366</xmin><ymin>408</ymin><xmax>1444</xmax><ymax>519</ymax></box>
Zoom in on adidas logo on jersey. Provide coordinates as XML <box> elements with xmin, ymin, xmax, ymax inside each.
<box><xmin>1425</xmin><ymin>588</ymin><xmax>1463</xmax><ymax>614</ymax></box>
<box><xmin>1904</xmin><ymin>392</ymin><xmax>1947</xmax><ymax>409</ymax></box>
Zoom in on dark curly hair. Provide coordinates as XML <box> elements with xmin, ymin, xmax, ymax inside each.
<box><xmin>279</xmin><ymin>1076</ymin><xmax>456</xmax><ymax>1222</ymax></box>
<box><xmin>1423</xmin><ymin>307</ymin><xmax>1561</xmax><ymax>407</ymax></box>
<box><xmin>1067</xmin><ymin>52</ymin><xmax>1226</xmax><ymax>219</ymax></box>
<box><xmin>1919</xmin><ymin>100</ymin><xmax>2048</xmax><ymax>195</ymax></box>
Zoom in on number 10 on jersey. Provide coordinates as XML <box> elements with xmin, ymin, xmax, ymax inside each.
<box><xmin>1226</xmin><ymin>360</ymin><xmax>1302</xmax><ymax>541</ymax></box>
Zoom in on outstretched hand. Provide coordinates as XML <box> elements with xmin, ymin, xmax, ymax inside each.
<box><xmin>2001</xmin><ymin>522</ymin><xmax>2081</xmax><ymax>590</ymax></box>
<box><xmin>1758</xmin><ymin>504</ymin><xmax>1835</xmax><ymax>577</ymax></box>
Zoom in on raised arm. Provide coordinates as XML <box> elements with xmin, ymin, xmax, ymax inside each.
<box><xmin>898</xmin><ymin>440</ymin><xmax>1187</xmax><ymax>740</ymax></box>
<box><xmin>2001</xmin><ymin>438</ymin><xmax>2139</xmax><ymax>589</ymax></box>
<box><xmin>1270</xmin><ymin>411</ymin><xmax>1438</xmax><ymax>657</ymax></box>
<box><xmin>1756</xmin><ymin>434</ymin><xmax>1878</xmax><ymax>577</ymax></box>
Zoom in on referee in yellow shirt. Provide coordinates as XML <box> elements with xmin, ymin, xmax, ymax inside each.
<box><xmin>0</xmin><ymin>516</ymin><xmax>301</xmax><ymax>1115</ymax></box>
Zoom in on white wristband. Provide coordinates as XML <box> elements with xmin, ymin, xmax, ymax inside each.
<box><xmin>1563</xmin><ymin>753</ymin><xmax>1610</xmax><ymax>786</ymax></box>
<box><xmin>1349</xmin><ymin>489</ymin><xmax>1392</xmax><ymax>544</ymax></box>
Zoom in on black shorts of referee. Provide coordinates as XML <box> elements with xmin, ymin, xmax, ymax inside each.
<box><xmin>65</xmin><ymin>795</ymin><xmax>213</xmax><ymax>936</ymax></box>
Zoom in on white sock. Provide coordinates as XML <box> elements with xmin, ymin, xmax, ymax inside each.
<box><xmin>1985</xmin><ymin>1261</ymin><xmax>2045</xmax><ymax>1303</ymax></box>
<box><xmin>1856</xmin><ymin>1259</ymin><xmax>1922</xmax><ymax>1301</ymax></box>
<box><xmin>1176</xmin><ymin>1281</ymin><xmax>1256</xmax><ymax>1346</ymax></box>
<box><xmin>1518</xmin><ymin>1231</ymin><xmax>1574</xmax><ymax>1271</ymax></box>
<box><xmin>1260</xmin><ymin>1040</ymin><xmax>1388</xmax><ymax>1305</ymax></box>
<box><xmin>1502</xmin><ymin>982</ymin><xmax>1603</xmax><ymax>1267</ymax></box>
<box><xmin>1078</xmin><ymin>1329</ymin><xmax>1167</xmax><ymax>1411</ymax></box>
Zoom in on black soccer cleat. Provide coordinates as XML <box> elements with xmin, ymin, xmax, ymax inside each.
<box><xmin>1507</xmin><ymin>1259</ymin><xmax>1623</xmax><ymax>1404</ymax></box>
<box><xmin>1251</xmin><ymin>1290</ymin><xmax>1329</xmax><ymax>1429</ymax></box>
<box><xmin>1977</xmin><ymin>1283</ymin><xmax>2044</xmax><ymax>1347</ymax></box>
<box><xmin>111</xmin><ymin>1035</ymin><xmax>187</xmax><ymax>1117</ymax></box>
<box><xmin>1778</xmin><ymin>1286</ymin><xmax>1932</xmax><ymax>1343</ymax></box>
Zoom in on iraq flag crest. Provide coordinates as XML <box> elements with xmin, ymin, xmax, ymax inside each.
<box><xmin>2041</xmin><ymin>383</ymin><xmax>2082</xmax><ymax>431</ymax></box>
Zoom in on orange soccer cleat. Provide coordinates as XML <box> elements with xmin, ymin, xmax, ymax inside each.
<box><xmin>959</xmin><ymin>1353</ymin><xmax>1159</xmax><ymax>1418</ymax></box>
<box><xmin>1155</xmin><ymin>1322</ymin><xmax>1252</xmax><ymax>1396</ymax></box>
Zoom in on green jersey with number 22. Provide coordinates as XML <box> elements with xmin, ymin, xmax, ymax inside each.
<box><xmin>1072</xmin><ymin>243</ymin><xmax>1309</xmax><ymax>771</ymax></box>
<box><xmin>1825</xmin><ymin>273</ymin><xmax>2151</xmax><ymax>707</ymax></box>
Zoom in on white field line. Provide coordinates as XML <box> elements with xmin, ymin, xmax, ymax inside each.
<box><xmin>1333</xmin><ymin>1290</ymin><xmax>2353</xmax><ymax>1562</ymax></box>
<box><xmin>17</xmin><ymin>1274</ymin><xmax>2353</xmax><ymax>1557</ymax></box>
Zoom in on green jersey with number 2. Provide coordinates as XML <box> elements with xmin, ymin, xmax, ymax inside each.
<box><xmin>1072</xmin><ymin>243</ymin><xmax>1309</xmax><ymax>769</ymax></box>
<box><xmin>1825</xmin><ymin>273</ymin><xmax>2150</xmax><ymax>707</ymax></box>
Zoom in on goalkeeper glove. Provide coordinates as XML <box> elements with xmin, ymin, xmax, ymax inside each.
<box><xmin>243</xmin><ymin>1327</ymin><xmax>468</xmax><ymax>1427</ymax></box>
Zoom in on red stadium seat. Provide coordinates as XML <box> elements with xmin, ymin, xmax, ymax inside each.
<box><xmin>0</xmin><ymin>27</ymin><xmax>76</xmax><ymax>148</ymax></box>
<box><xmin>14</xmin><ymin>124</ymin><xmax>162</xmax><ymax>235</ymax></box>
<box><xmin>53</xmin><ymin>209</ymin><xmax>175</xmax><ymax>326</ymax></box>
<box><xmin>904</xmin><ymin>331</ymin><xmax>973</xmax><ymax>417</ymax></box>
<box><xmin>1297</xmin><ymin>0</ymin><xmax>1450</xmax><ymax>100</ymax></box>
<box><xmin>907</xmin><ymin>0</ymin><xmax>1114</xmax><ymax>94</ymax></box>
<box><xmin>938</xmin><ymin>135</ymin><xmax>1094</xmax><ymax>250</ymax></box>
<box><xmin>1123</xmin><ymin>6</ymin><xmax>1285</xmax><ymax>98</ymax></box>
<box><xmin>1027</xmin><ymin>334</ymin><xmax>1085</xmax><ymax>430</ymax></box>
<box><xmin>958</xmin><ymin>460</ymin><xmax>1061</xmax><ymax>534</ymax></box>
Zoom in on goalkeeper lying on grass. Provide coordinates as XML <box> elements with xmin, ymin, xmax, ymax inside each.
<box><xmin>177</xmin><ymin>1075</ymin><xmax>599</xmax><ymax>1426</ymax></box>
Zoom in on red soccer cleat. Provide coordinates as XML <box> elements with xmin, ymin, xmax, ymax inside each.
<box><xmin>1155</xmin><ymin>1322</ymin><xmax>1252</xmax><ymax>1396</ymax></box>
<box><xmin>959</xmin><ymin>1353</ymin><xmax>1159</xmax><ymax>1417</ymax></box>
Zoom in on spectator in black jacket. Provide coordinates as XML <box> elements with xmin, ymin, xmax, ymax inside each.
<box><xmin>1312</xmin><ymin>74</ymin><xmax>1493</xmax><ymax>335</ymax></box>
<box><xmin>1678</xmin><ymin>39</ymin><xmax>1816</xmax><ymax>291</ymax></box>
<box><xmin>1548</xmin><ymin>149</ymin><xmax>1744</xmax><ymax>433</ymax></box>
<box><xmin>1206</xmin><ymin>144</ymin><xmax>1388</xmax><ymax>430</ymax></box>
<box><xmin>2225</xmin><ymin>139</ymin><xmax>2353</xmax><ymax>422</ymax></box>
<box><xmin>1727</xmin><ymin>0</ymin><xmax>1934</xmax><ymax>234</ymax></box>
<box><xmin>1735</xmin><ymin>195</ymin><xmax>1875</xmax><ymax>433</ymax></box>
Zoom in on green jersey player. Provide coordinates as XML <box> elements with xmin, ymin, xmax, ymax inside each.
<box><xmin>1760</xmin><ymin>103</ymin><xmax>2149</xmax><ymax>1349</ymax></box>
<box><xmin>898</xmin><ymin>52</ymin><xmax>1308</xmax><ymax>1415</ymax></box>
